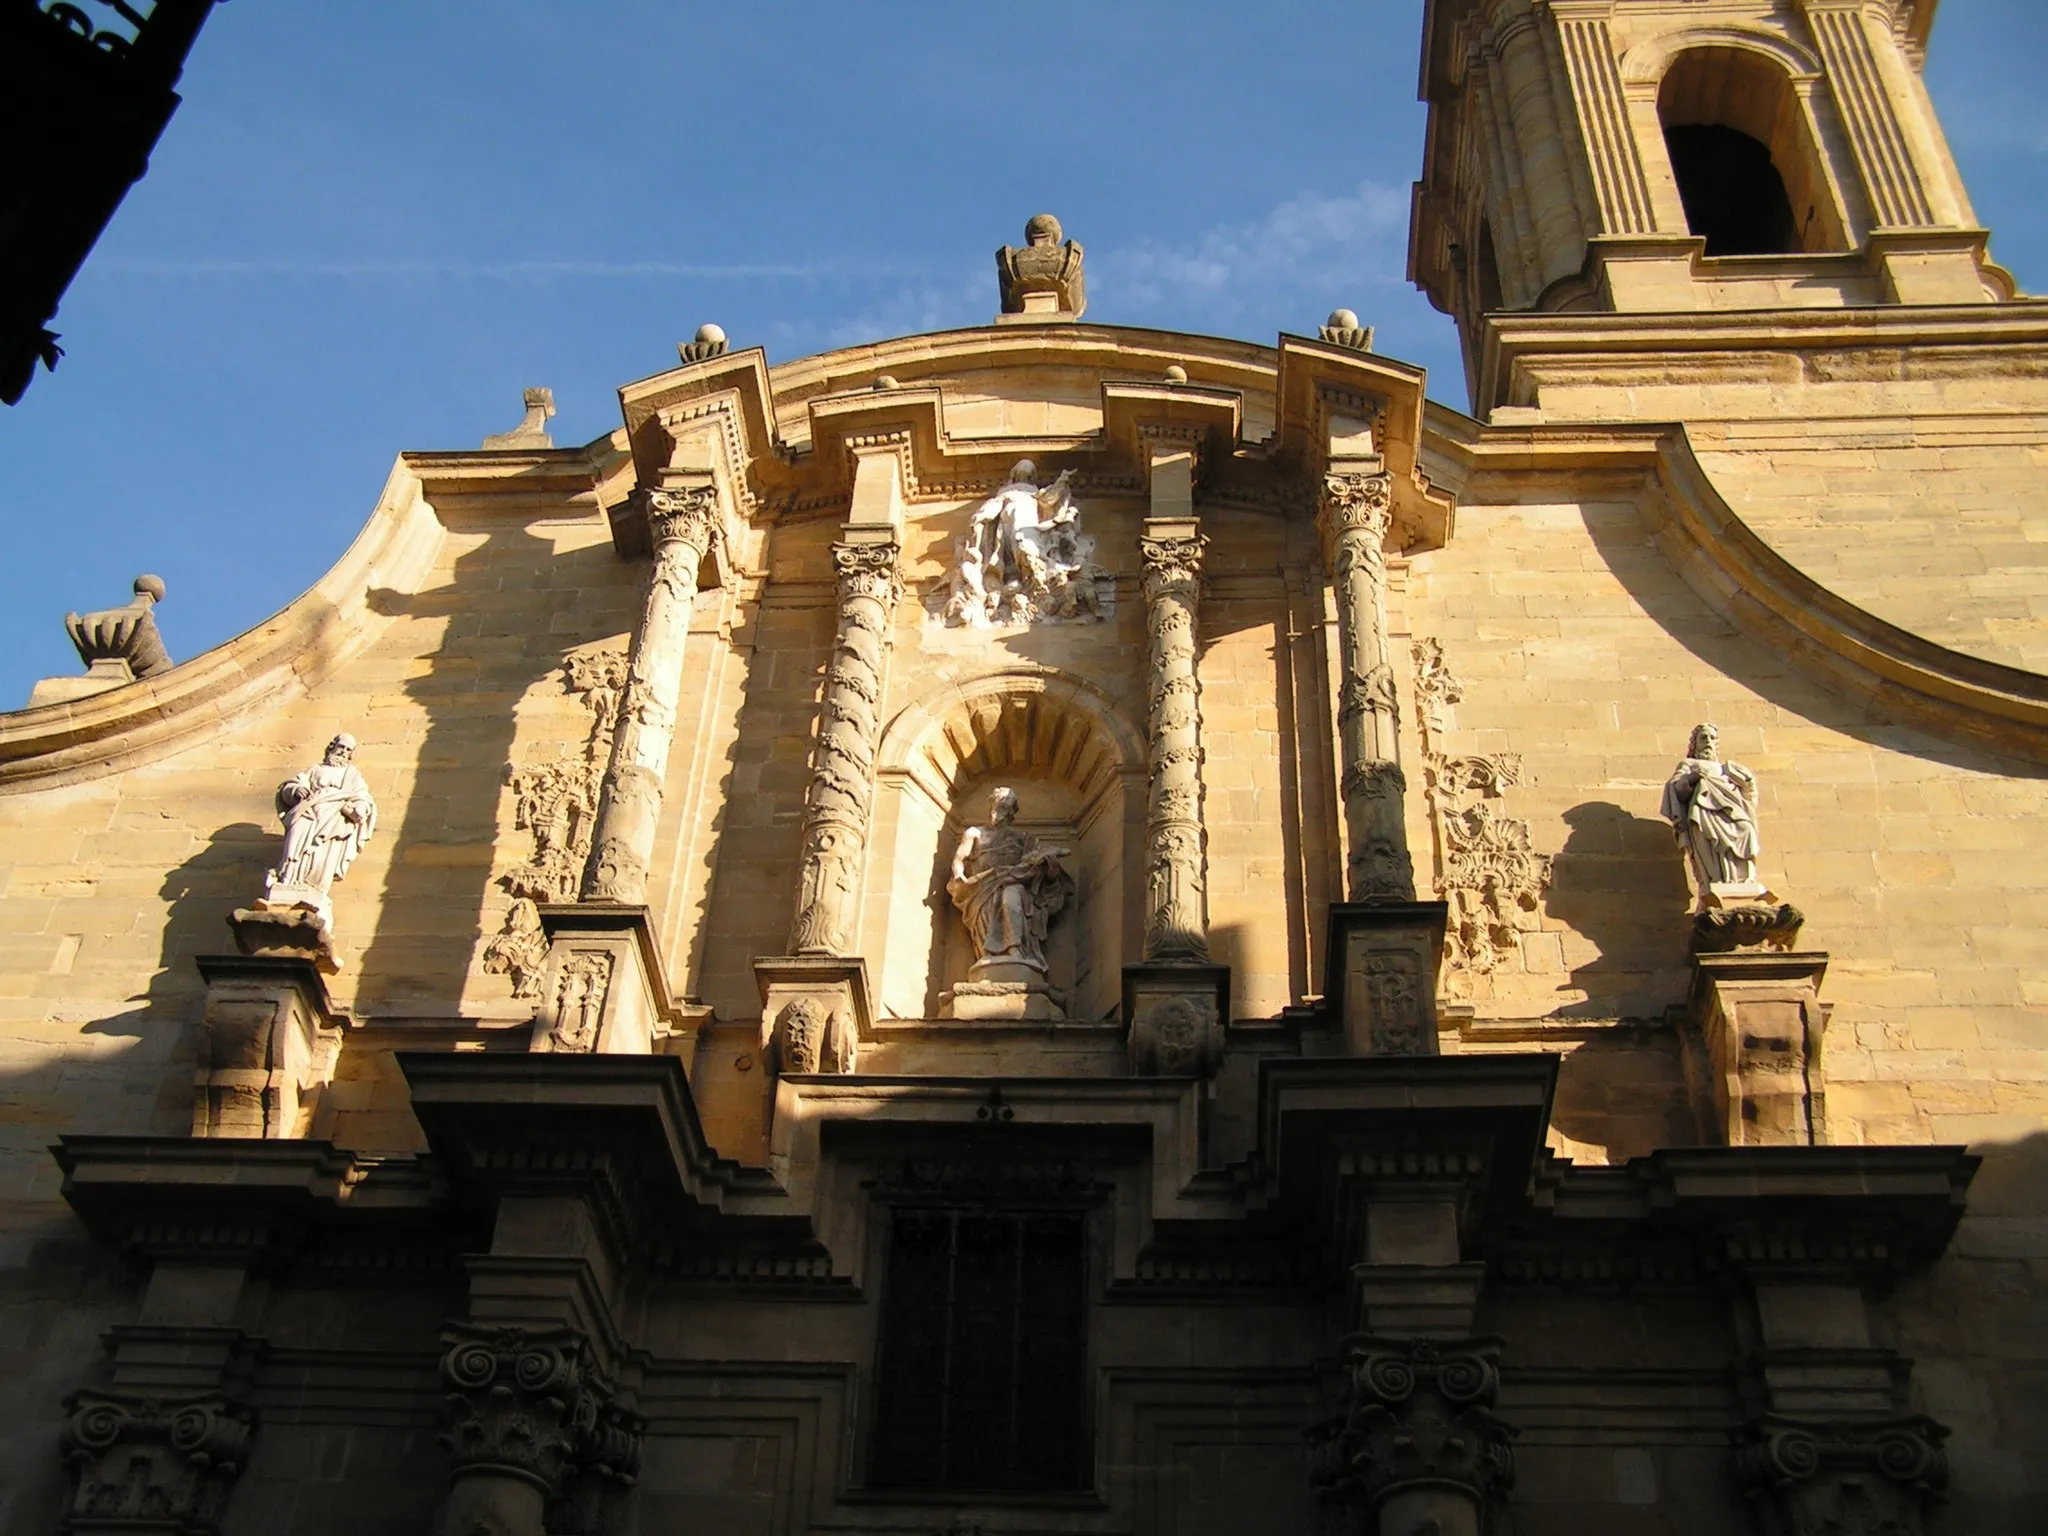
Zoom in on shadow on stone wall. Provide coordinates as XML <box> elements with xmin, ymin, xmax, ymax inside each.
<box><xmin>1545</xmin><ymin>801</ymin><xmax>1692</xmax><ymax>1022</ymax></box>
<box><xmin>351</xmin><ymin>520</ymin><xmax>589</xmax><ymax>1019</ymax></box>
<box><xmin>1578</xmin><ymin>497</ymin><xmax>2048</xmax><ymax>777</ymax></box>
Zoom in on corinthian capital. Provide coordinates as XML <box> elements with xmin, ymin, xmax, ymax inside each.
<box><xmin>1321</xmin><ymin>470</ymin><xmax>1393</xmax><ymax>540</ymax></box>
<box><xmin>1140</xmin><ymin>533</ymin><xmax>1206</xmax><ymax>604</ymax></box>
<box><xmin>832</xmin><ymin>540</ymin><xmax>904</xmax><ymax>606</ymax></box>
<box><xmin>644</xmin><ymin>483</ymin><xmax>722</xmax><ymax>557</ymax></box>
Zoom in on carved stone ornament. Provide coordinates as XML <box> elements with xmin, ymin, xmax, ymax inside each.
<box><xmin>484</xmin><ymin>647</ymin><xmax>628</xmax><ymax>997</ymax></box>
<box><xmin>769</xmin><ymin>995</ymin><xmax>858</xmax><ymax>1076</ymax></box>
<box><xmin>1424</xmin><ymin>751</ymin><xmax>1554</xmax><ymax>977</ymax></box>
<box><xmin>1310</xmin><ymin>1335</ymin><xmax>1515</xmax><ymax>1533</ymax></box>
<box><xmin>1734</xmin><ymin>1414</ymin><xmax>1948</xmax><ymax>1536</ymax></box>
<box><xmin>480</xmin><ymin>386</ymin><xmax>555</xmax><ymax>450</ymax></box>
<box><xmin>1694</xmin><ymin>901</ymin><xmax>1807</xmax><ymax>954</ymax></box>
<box><xmin>1412</xmin><ymin>636</ymin><xmax>1463</xmax><ymax>744</ymax></box>
<box><xmin>996</xmin><ymin>212</ymin><xmax>1086</xmax><ymax>318</ymax></box>
<box><xmin>1319</xmin><ymin>307</ymin><xmax>1375</xmax><ymax>352</ymax></box>
<box><xmin>1321</xmin><ymin>470</ymin><xmax>1416</xmax><ymax>905</ymax></box>
<box><xmin>438</xmin><ymin>1324</ymin><xmax>642</xmax><ymax>1525</ymax></box>
<box><xmin>935</xmin><ymin>460</ymin><xmax>1112</xmax><ymax>628</ymax></box>
<box><xmin>258</xmin><ymin>733</ymin><xmax>377</xmax><ymax>952</ymax></box>
<box><xmin>582</xmin><ymin>484</ymin><xmax>721</xmax><ymax>905</ymax></box>
<box><xmin>788</xmin><ymin>541</ymin><xmax>901</xmax><ymax>956</ymax></box>
<box><xmin>66</xmin><ymin>572</ymin><xmax>173</xmax><ymax>681</ymax></box>
<box><xmin>544</xmin><ymin>951</ymin><xmax>614</xmax><ymax>1054</ymax></box>
<box><xmin>1140</xmin><ymin>531</ymin><xmax>1211</xmax><ymax>962</ymax></box>
<box><xmin>59</xmin><ymin>1388</ymin><xmax>257</xmax><ymax>1535</ymax></box>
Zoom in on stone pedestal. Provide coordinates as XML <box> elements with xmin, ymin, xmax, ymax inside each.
<box><xmin>528</xmin><ymin>905</ymin><xmax>680</xmax><ymax>1056</ymax></box>
<box><xmin>1688</xmin><ymin>950</ymin><xmax>1830</xmax><ymax>1146</ymax></box>
<box><xmin>191</xmin><ymin>949</ymin><xmax>344</xmax><ymax>1139</ymax></box>
<box><xmin>1324</xmin><ymin>902</ymin><xmax>1449</xmax><ymax>1057</ymax></box>
<box><xmin>755</xmin><ymin>955</ymin><xmax>871</xmax><ymax>1072</ymax></box>
<box><xmin>1122</xmin><ymin>960</ymin><xmax>1227</xmax><ymax>1076</ymax></box>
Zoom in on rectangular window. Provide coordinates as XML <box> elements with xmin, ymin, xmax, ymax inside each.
<box><xmin>869</xmin><ymin>1206</ymin><xmax>1088</xmax><ymax>1491</ymax></box>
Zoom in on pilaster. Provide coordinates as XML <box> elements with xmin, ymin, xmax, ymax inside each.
<box><xmin>526</xmin><ymin>904</ymin><xmax>684</xmax><ymax>1057</ymax></box>
<box><xmin>189</xmin><ymin>951</ymin><xmax>344</xmax><ymax>1139</ymax></box>
<box><xmin>1688</xmin><ymin>949</ymin><xmax>1831</xmax><ymax>1146</ymax></box>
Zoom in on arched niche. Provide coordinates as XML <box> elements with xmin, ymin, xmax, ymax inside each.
<box><xmin>867</xmin><ymin>670</ymin><xmax>1145</xmax><ymax>1023</ymax></box>
<box><xmin>1650</xmin><ymin>43</ymin><xmax>1852</xmax><ymax>256</ymax></box>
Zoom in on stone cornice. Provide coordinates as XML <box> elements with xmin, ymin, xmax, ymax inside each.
<box><xmin>1421</xmin><ymin>411</ymin><xmax>2048</xmax><ymax>763</ymax></box>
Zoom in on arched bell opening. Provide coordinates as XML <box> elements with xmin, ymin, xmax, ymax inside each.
<box><xmin>1658</xmin><ymin>46</ymin><xmax>1848</xmax><ymax>256</ymax></box>
<box><xmin>869</xmin><ymin>672</ymin><xmax>1144</xmax><ymax>1024</ymax></box>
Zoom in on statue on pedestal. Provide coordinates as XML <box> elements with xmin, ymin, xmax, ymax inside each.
<box><xmin>949</xmin><ymin>787</ymin><xmax>1072</xmax><ymax>973</ymax></box>
<box><xmin>264</xmin><ymin>733</ymin><xmax>378</xmax><ymax>925</ymax></box>
<box><xmin>1663</xmin><ymin>723</ymin><xmax>1770</xmax><ymax>910</ymax></box>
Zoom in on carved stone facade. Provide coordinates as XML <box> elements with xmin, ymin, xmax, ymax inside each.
<box><xmin>485</xmin><ymin>646</ymin><xmax>628</xmax><ymax>997</ymax></box>
<box><xmin>9</xmin><ymin>13</ymin><xmax>2048</xmax><ymax>1530</ymax></box>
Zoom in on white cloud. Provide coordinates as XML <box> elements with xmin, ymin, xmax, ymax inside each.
<box><xmin>1091</xmin><ymin>179</ymin><xmax>1414</xmax><ymax>326</ymax></box>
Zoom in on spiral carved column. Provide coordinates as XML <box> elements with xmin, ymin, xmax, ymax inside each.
<box><xmin>582</xmin><ymin>483</ymin><xmax>720</xmax><ymax>904</ymax></box>
<box><xmin>788</xmin><ymin>539</ymin><xmax>901</xmax><ymax>955</ymax></box>
<box><xmin>1322</xmin><ymin>468</ymin><xmax>1415</xmax><ymax>904</ymax></box>
<box><xmin>1139</xmin><ymin>530</ymin><xmax>1210</xmax><ymax>961</ymax></box>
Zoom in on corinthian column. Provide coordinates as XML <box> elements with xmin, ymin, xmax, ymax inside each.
<box><xmin>582</xmin><ymin>482</ymin><xmax>720</xmax><ymax>904</ymax></box>
<box><xmin>1139</xmin><ymin>525</ymin><xmax>1211</xmax><ymax>961</ymax></box>
<box><xmin>1323</xmin><ymin>467</ymin><xmax>1415</xmax><ymax>904</ymax></box>
<box><xmin>787</xmin><ymin>539</ymin><xmax>902</xmax><ymax>955</ymax></box>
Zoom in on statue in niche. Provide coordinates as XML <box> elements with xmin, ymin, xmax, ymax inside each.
<box><xmin>265</xmin><ymin>733</ymin><xmax>378</xmax><ymax>925</ymax></box>
<box><xmin>1662</xmin><ymin>723</ymin><xmax>1768</xmax><ymax>911</ymax></box>
<box><xmin>947</xmin><ymin>786</ymin><xmax>1074</xmax><ymax>974</ymax></box>
<box><xmin>937</xmin><ymin>460</ymin><xmax>1109</xmax><ymax>627</ymax></box>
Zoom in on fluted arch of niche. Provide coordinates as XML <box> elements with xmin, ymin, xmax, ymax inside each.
<box><xmin>866</xmin><ymin>670</ymin><xmax>1147</xmax><ymax>1023</ymax></box>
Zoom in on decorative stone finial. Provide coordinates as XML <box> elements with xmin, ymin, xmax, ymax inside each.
<box><xmin>63</xmin><ymin>574</ymin><xmax>172</xmax><ymax>682</ymax></box>
<box><xmin>680</xmin><ymin>323</ymin><xmax>729</xmax><ymax>363</ymax></box>
<box><xmin>873</xmin><ymin>374</ymin><xmax>899</xmax><ymax>390</ymax></box>
<box><xmin>996</xmin><ymin>214</ymin><xmax>1086</xmax><ymax>322</ymax></box>
<box><xmin>1163</xmin><ymin>364</ymin><xmax>1188</xmax><ymax>384</ymax></box>
<box><xmin>1320</xmin><ymin>309</ymin><xmax>1374</xmax><ymax>351</ymax></box>
<box><xmin>480</xmin><ymin>386</ymin><xmax>556</xmax><ymax>450</ymax></box>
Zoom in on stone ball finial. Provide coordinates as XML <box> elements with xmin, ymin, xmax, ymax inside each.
<box><xmin>695</xmin><ymin>323</ymin><xmax>727</xmax><ymax>346</ymax></box>
<box><xmin>1163</xmin><ymin>364</ymin><xmax>1188</xmax><ymax>384</ymax></box>
<box><xmin>1319</xmin><ymin>309</ymin><xmax>1374</xmax><ymax>351</ymax></box>
<box><xmin>1025</xmin><ymin>213</ymin><xmax>1063</xmax><ymax>246</ymax></box>
<box><xmin>680</xmin><ymin>323</ymin><xmax>731</xmax><ymax>363</ymax></box>
<box><xmin>874</xmin><ymin>374</ymin><xmax>900</xmax><ymax>390</ymax></box>
<box><xmin>132</xmin><ymin>574</ymin><xmax>166</xmax><ymax>605</ymax></box>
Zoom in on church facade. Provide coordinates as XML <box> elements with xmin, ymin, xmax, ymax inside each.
<box><xmin>3</xmin><ymin>2</ymin><xmax>2045</xmax><ymax>1532</ymax></box>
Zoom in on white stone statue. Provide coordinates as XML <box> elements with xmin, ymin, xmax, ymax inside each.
<box><xmin>265</xmin><ymin>733</ymin><xmax>378</xmax><ymax>925</ymax></box>
<box><xmin>938</xmin><ymin>460</ymin><xmax>1108</xmax><ymax>626</ymax></box>
<box><xmin>947</xmin><ymin>787</ymin><xmax>1073</xmax><ymax>974</ymax></box>
<box><xmin>1662</xmin><ymin>723</ymin><xmax>1766</xmax><ymax>911</ymax></box>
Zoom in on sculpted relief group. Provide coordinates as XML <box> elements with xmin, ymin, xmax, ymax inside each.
<box><xmin>6</xmin><ymin>3</ymin><xmax>2046</xmax><ymax>1527</ymax></box>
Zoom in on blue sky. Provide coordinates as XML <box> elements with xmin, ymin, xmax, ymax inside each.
<box><xmin>1</xmin><ymin>0</ymin><xmax>2043</xmax><ymax>708</ymax></box>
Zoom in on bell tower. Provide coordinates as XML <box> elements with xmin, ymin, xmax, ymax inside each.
<box><xmin>1409</xmin><ymin>0</ymin><xmax>2023</xmax><ymax>410</ymax></box>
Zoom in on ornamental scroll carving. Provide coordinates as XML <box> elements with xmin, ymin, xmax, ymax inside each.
<box><xmin>60</xmin><ymin>1389</ymin><xmax>257</xmax><ymax>1534</ymax></box>
<box><xmin>438</xmin><ymin>1323</ymin><xmax>642</xmax><ymax>1528</ymax></box>
<box><xmin>788</xmin><ymin>541</ymin><xmax>901</xmax><ymax>956</ymax></box>
<box><xmin>544</xmin><ymin>951</ymin><xmax>614</xmax><ymax>1054</ymax></box>
<box><xmin>1413</xmin><ymin>639</ymin><xmax>1554</xmax><ymax>980</ymax></box>
<box><xmin>483</xmin><ymin>647</ymin><xmax>628</xmax><ymax>997</ymax></box>
<box><xmin>1140</xmin><ymin>532</ymin><xmax>1210</xmax><ymax>961</ymax></box>
<box><xmin>1734</xmin><ymin>1414</ymin><xmax>1948</xmax><ymax>1536</ymax></box>
<box><xmin>1321</xmin><ymin>470</ymin><xmax>1414</xmax><ymax>904</ymax></box>
<box><xmin>1310</xmin><ymin>1336</ymin><xmax>1516</xmax><ymax>1531</ymax></box>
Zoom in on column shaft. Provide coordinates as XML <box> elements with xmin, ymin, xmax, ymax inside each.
<box><xmin>788</xmin><ymin>540</ymin><xmax>901</xmax><ymax>955</ymax></box>
<box><xmin>1323</xmin><ymin>469</ymin><xmax>1415</xmax><ymax>903</ymax></box>
<box><xmin>1139</xmin><ymin>530</ymin><xmax>1211</xmax><ymax>961</ymax></box>
<box><xmin>582</xmin><ymin>484</ymin><xmax>720</xmax><ymax>903</ymax></box>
